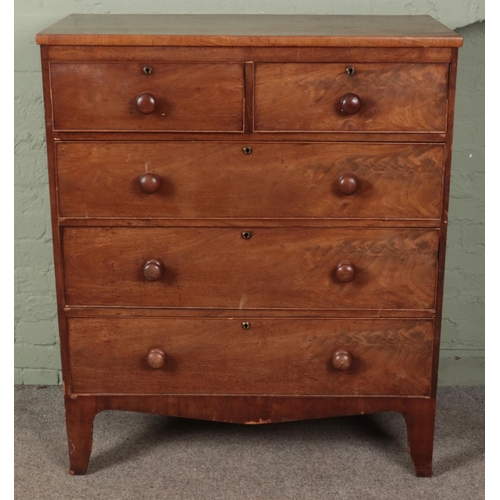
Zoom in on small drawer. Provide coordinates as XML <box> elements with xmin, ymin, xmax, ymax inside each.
<box><xmin>68</xmin><ymin>317</ymin><xmax>433</xmax><ymax>396</ymax></box>
<box><xmin>56</xmin><ymin>141</ymin><xmax>444</xmax><ymax>220</ymax></box>
<box><xmin>254</xmin><ymin>63</ymin><xmax>449</xmax><ymax>132</ymax></box>
<box><xmin>49</xmin><ymin>62</ymin><xmax>244</xmax><ymax>132</ymax></box>
<box><xmin>62</xmin><ymin>227</ymin><xmax>439</xmax><ymax>310</ymax></box>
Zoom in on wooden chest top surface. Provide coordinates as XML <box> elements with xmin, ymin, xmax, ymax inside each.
<box><xmin>36</xmin><ymin>14</ymin><xmax>463</xmax><ymax>47</ymax></box>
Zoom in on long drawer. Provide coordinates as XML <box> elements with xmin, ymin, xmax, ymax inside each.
<box><xmin>62</xmin><ymin>227</ymin><xmax>439</xmax><ymax>310</ymax></box>
<box><xmin>68</xmin><ymin>317</ymin><xmax>434</xmax><ymax>396</ymax></box>
<box><xmin>254</xmin><ymin>63</ymin><xmax>449</xmax><ymax>132</ymax></box>
<box><xmin>56</xmin><ymin>142</ymin><xmax>444</xmax><ymax>220</ymax></box>
<box><xmin>49</xmin><ymin>62</ymin><xmax>244</xmax><ymax>132</ymax></box>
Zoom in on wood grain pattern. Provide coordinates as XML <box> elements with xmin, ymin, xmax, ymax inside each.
<box><xmin>431</xmin><ymin>48</ymin><xmax>460</xmax><ymax>398</ymax></box>
<box><xmin>46</xmin><ymin>45</ymin><xmax>455</xmax><ymax>63</ymax></box>
<box><xmin>58</xmin><ymin>218</ymin><xmax>442</xmax><ymax>229</ymax></box>
<box><xmin>62</xmin><ymin>393</ymin><xmax>436</xmax><ymax>475</ymax></box>
<box><xmin>64</xmin><ymin>308</ymin><xmax>436</xmax><ymax>319</ymax></box>
<box><xmin>62</xmin><ymin>227</ymin><xmax>439</xmax><ymax>310</ymax></box>
<box><xmin>50</xmin><ymin>62</ymin><xmax>244</xmax><ymax>132</ymax></box>
<box><xmin>35</xmin><ymin>14</ymin><xmax>462</xmax><ymax>477</ymax></box>
<box><xmin>404</xmin><ymin>398</ymin><xmax>436</xmax><ymax>477</ymax></box>
<box><xmin>52</xmin><ymin>132</ymin><xmax>448</xmax><ymax>144</ymax></box>
<box><xmin>67</xmin><ymin>317</ymin><xmax>433</xmax><ymax>396</ymax></box>
<box><xmin>39</xmin><ymin>46</ymin><xmax>73</xmax><ymax>399</ymax></box>
<box><xmin>68</xmin><ymin>394</ymin><xmax>434</xmax><ymax>423</ymax></box>
<box><xmin>255</xmin><ymin>63</ymin><xmax>449</xmax><ymax>132</ymax></box>
<box><xmin>65</xmin><ymin>396</ymin><xmax>96</xmax><ymax>475</ymax></box>
<box><xmin>56</xmin><ymin>142</ymin><xmax>444</xmax><ymax>220</ymax></box>
<box><xmin>35</xmin><ymin>14</ymin><xmax>463</xmax><ymax>47</ymax></box>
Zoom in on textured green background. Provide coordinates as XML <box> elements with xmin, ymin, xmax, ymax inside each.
<box><xmin>14</xmin><ymin>2</ymin><xmax>485</xmax><ymax>385</ymax></box>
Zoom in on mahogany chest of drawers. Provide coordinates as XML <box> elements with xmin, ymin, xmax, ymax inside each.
<box><xmin>36</xmin><ymin>14</ymin><xmax>463</xmax><ymax>476</ymax></box>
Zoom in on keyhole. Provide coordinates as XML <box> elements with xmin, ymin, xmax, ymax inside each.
<box><xmin>241</xmin><ymin>322</ymin><xmax>251</xmax><ymax>330</ymax></box>
<box><xmin>143</xmin><ymin>66</ymin><xmax>153</xmax><ymax>75</ymax></box>
<box><xmin>242</xmin><ymin>146</ymin><xmax>252</xmax><ymax>155</ymax></box>
<box><xmin>241</xmin><ymin>231</ymin><xmax>252</xmax><ymax>239</ymax></box>
<box><xmin>345</xmin><ymin>66</ymin><xmax>356</xmax><ymax>76</ymax></box>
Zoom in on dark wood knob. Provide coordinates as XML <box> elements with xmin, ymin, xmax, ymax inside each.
<box><xmin>335</xmin><ymin>260</ymin><xmax>356</xmax><ymax>283</ymax></box>
<box><xmin>332</xmin><ymin>349</ymin><xmax>353</xmax><ymax>371</ymax></box>
<box><xmin>136</xmin><ymin>93</ymin><xmax>156</xmax><ymax>114</ymax></box>
<box><xmin>139</xmin><ymin>173</ymin><xmax>161</xmax><ymax>194</ymax></box>
<box><xmin>143</xmin><ymin>259</ymin><xmax>164</xmax><ymax>281</ymax></box>
<box><xmin>338</xmin><ymin>173</ymin><xmax>359</xmax><ymax>195</ymax></box>
<box><xmin>146</xmin><ymin>348</ymin><xmax>166</xmax><ymax>369</ymax></box>
<box><xmin>340</xmin><ymin>93</ymin><xmax>361</xmax><ymax>114</ymax></box>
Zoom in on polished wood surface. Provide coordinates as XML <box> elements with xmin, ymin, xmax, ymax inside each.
<box><xmin>138</xmin><ymin>173</ymin><xmax>161</xmax><ymax>194</ymax></box>
<box><xmin>431</xmin><ymin>49</ymin><xmax>460</xmax><ymax>399</ymax></box>
<box><xmin>335</xmin><ymin>260</ymin><xmax>357</xmax><ymax>283</ymax></box>
<box><xmin>62</xmin><ymin>227</ymin><xmax>439</xmax><ymax>310</ymax></box>
<box><xmin>255</xmin><ymin>63</ymin><xmax>449</xmax><ymax>132</ymax></box>
<box><xmin>64</xmin><ymin>307</ymin><xmax>436</xmax><ymax>319</ymax></box>
<box><xmin>332</xmin><ymin>349</ymin><xmax>354</xmax><ymax>372</ymax></box>
<box><xmin>50</xmin><ymin>62</ymin><xmax>244</xmax><ymax>132</ymax></box>
<box><xmin>36</xmin><ymin>14</ymin><xmax>463</xmax><ymax>47</ymax></box>
<box><xmin>36</xmin><ymin>15</ymin><xmax>461</xmax><ymax>476</ymax></box>
<box><xmin>340</xmin><ymin>93</ymin><xmax>362</xmax><ymax>115</ymax></box>
<box><xmin>67</xmin><ymin>317</ymin><xmax>433</xmax><ymax>396</ymax></box>
<box><xmin>46</xmin><ymin>45</ymin><xmax>455</xmax><ymax>64</ymax></box>
<box><xmin>63</xmin><ymin>393</ymin><xmax>437</xmax><ymax>475</ymax></box>
<box><xmin>142</xmin><ymin>259</ymin><xmax>164</xmax><ymax>282</ymax></box>
<box><xmin>64</xmin><ymin>396</ymin><xmax>96</xmax><ymax>475</ymax></box>
<box><xmin>404</xmin><ymin>398</ymin><xmax>436</xmax><ymax>477</ymax></box>
<box><xmin>56</xmin><ymin>142</ymin><xmax>445</xmax><ymax>219</ymax></box>
<box><xmin>135</xmin><ymin>93</ymin><xmax>156</xmax><ymax>115</ymax></box>
<box><xmin>145</xmin><ymin>348</ymin><xmax>167</xmax><ymax>370</ymax></box>
<box><xmin>337</xmin><ymin>173</ymin><xmax>360</xmax><ymax>195</ymax></box>
<box><xmin>58</xmin><ymin>218</ymin><xmax>443</xmax><ymax>229</ymax></box>
<box><xmin>53</xmin><ymin>131</ymin><xmax>448</xmax><ymax>144</ymax></box>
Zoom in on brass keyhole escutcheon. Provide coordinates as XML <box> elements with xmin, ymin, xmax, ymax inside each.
<box><xmin>143</xmin><ymin>66</ymin><xmax>153</xmax><ymax>75</ymax></box>
<box><xmin>345</xmin><ymin>66</ymin><xmax>356</xmax><ymax>76</ymax></box>
<box><xmin>242</xmin><ymin>146</ymin><xmax>253</xmax><ymax>155</ymax></box>
<box><xmin>241</xmin><ymin>231</ymin><xmax>252</xmax><ymax>240</ymax></box>
<box><xmin>241</xmin><ymin>322</ymin><xmax>251</xmax><ymax>330</ymax></box>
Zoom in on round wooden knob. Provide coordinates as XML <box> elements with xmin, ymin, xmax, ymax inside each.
<box><xmin>340</xmin><ymin>93</ymin><xmax>361</xmax><ymax>114</ymax></box>
<box><xmin>143</xmin><ymin>259</ymin><xmax>164</xmax><ymax>281</ymax></box>
<box><xmin>136</xmin><ymin>93</ymin><xmax>156</xmax><ymax>114</ymax></box>
<box><xmin>146</xmin><ymin>348</ymin><xmax>166</xmax><ymax>369</ymax></box>
<box><xmin>332</xmin><ymin>349</ymin><xmax>353</xmax><ymax>371</ymax></box>
<box><xmin>338</xmin><ymin>173</ymin><xmax>359</xmax><ymax>195</ymax></box>
<box><xmin>139</xmin><ymin>173</ymin><xmax>161</xmax><ymax>194</ymax></box>
<box><xmin>335</xmin><ymin>260</ymin><xmax>357</xmax><ymax>283</ymax></box>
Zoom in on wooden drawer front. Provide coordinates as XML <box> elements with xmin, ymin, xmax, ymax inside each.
<box><xmin>63</xmin><ymin>227</ymin><xmax>439</xmax><ymax>310</ymax></box>
<box><xmin>57</xmin><ymin>142</ymin><xmax>444</xmax><ymax>220</ymax></box>
<box><xmin>254</xmin><ymin>63</ymin><xmax>448</xmax><ymax>132</ymax></box>
<box><xmin>68</xmin><ymin>317</ymin><xmax>433</xmax><ymax>396</ymax></box>
<box><xmin>49</xmin><ymin>62</ymin><xmax>244</xmax><ymax>132</ymax></box>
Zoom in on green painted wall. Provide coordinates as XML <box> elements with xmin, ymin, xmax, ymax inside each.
<box><xmin>438</xmin><ymin>21</ymin><xmax>485</xmax><ymax>385</ymax></box>
<box><xmin>14</xmin><ymin>3</ymin><xmax>485</xmax><ymax>385</ymax></box>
